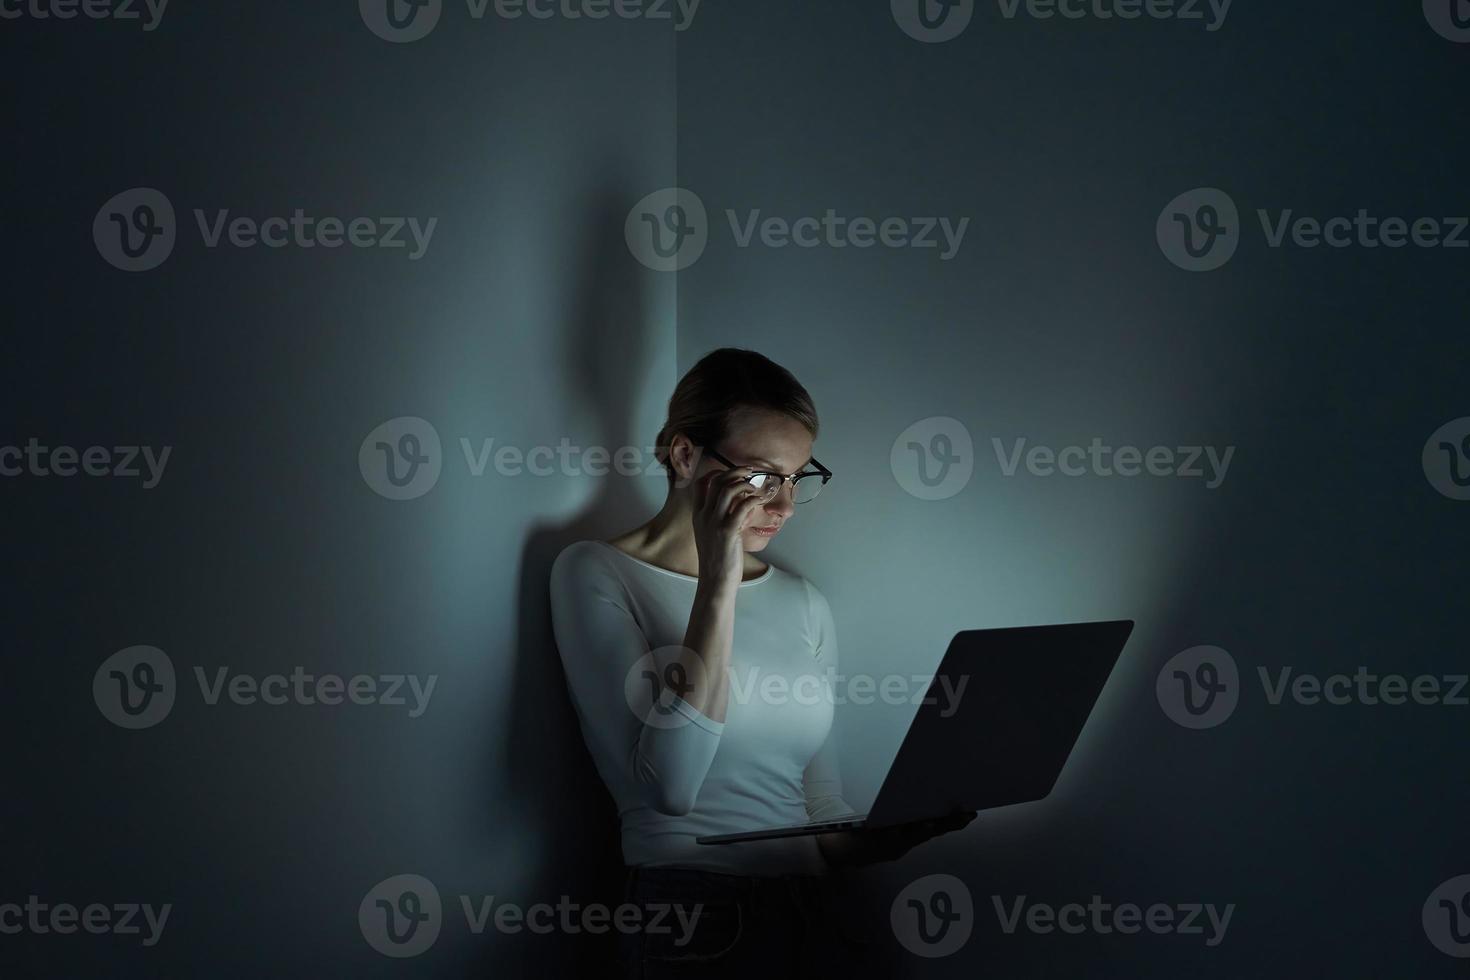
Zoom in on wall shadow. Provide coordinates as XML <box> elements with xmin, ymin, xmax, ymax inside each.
<box><xmin>491</xmin><ymin>170</ymin><xmax>664</xmax><ymax>970</ymax></box>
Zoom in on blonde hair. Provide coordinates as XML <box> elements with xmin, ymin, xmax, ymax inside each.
<box><xmin>654</xmin><ymin>348</ymin><xmax>818</xmax><ymax>483</ymax></box>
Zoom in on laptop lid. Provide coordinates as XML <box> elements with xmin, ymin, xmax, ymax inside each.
<box><xmin>864</xmin><ymin>620</ymin><xmax>1134</xmax><ymax>828</ymax></box>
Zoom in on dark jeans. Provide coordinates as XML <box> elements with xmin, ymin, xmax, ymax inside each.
<box><xmin>617</xmin><ymin>865</ymin><xmax>862</xmax><ymax>978</ymax></box>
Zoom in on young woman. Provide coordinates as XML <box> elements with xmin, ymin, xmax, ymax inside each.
<box><xmin>550</xmin><ymin>348</ymin><xmax>973</xmax><ymax>975</ymax></box>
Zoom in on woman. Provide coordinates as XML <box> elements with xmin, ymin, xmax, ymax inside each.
<box><xmin>550</xmin><ymin>348</ymin><xmax>973</xmax><ymax>975</ymax></box>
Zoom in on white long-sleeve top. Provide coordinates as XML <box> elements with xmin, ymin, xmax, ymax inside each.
<box><xmin>549</xmin><ymin>540</ymin><xmax>855</xmax><ymax>876</ymax></box>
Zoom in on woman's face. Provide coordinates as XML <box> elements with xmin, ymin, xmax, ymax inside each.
<box><xmin>697</xmin><ymin>407</ymin><xmax>814</xmax><ymax>553</ymax></box>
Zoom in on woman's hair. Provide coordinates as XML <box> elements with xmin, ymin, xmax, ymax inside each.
<box><xmin>654</xmin><ymin>348</ymin><xmax>818</xmax><ymax>483</ymax></box>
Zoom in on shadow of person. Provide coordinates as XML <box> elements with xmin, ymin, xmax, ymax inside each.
<box><xmin>494</xmin><ymin>173</ymin><xmax>667</xmax><ymax>970</ymax></box>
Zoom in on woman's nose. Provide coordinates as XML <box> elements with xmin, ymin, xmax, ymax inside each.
<box><xmin>766</xmin><ymin>486</ymin><xmax>796</xmax><ymax>516</ymax></box>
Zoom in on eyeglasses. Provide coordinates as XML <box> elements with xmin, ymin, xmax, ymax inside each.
<box><xmin>701</xmin><ymin>447</ymin><xmax>832</xmax><ymax>504</ymax></box>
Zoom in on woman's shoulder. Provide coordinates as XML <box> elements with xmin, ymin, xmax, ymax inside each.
<box><xmin>763</xmin><ymin>564</ymin><xmax>830</xmax><ymax>609</ymax></box>
<box><xmin>550</xmin><ymin>540</ymin><xmax>622</xmax><ymax>591</ymax></box>
<box><xmin>793</xmin><ymin>572</ymin><xmax>837</xmax><ymax>632</ymax></box>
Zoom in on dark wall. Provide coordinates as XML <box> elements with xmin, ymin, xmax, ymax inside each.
<box><xmin>4</xmin><ymin>0</ymin><xmax>1467</xmax><ymax>976</ymax></box>
<box><xmin>5</xmin><ymin>2</ymin><xmax>675</xmax><ymax>975</ymax></box>
<box><xmin>676</xmin><ymin>2</ymin><xmax>1469</xmax><ymax>977</ymax></box>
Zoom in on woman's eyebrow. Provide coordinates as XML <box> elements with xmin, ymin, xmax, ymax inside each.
<box><xmin>746</xmin><ymin>455</ymin><xmax>813</xmax><ymax>476</ymax></box>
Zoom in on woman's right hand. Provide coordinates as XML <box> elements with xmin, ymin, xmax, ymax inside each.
<box><xmin>675</xmin><ymin>466</ymin><xmax>759</xmax><ymax>725</ymax></box>
<box><xmin>691</xmin><ymin>465</ymin><xmax>764</xmax><ymax>586</ymax></box>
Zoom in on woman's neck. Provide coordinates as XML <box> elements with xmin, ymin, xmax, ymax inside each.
<box><xmin>610</xmin><ymin>499</ymin><xmax>768</xmax><ymax>581</ymax></box>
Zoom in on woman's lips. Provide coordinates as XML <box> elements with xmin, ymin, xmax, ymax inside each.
<box><xmin>749</xmin><ymin>525</ymin><xmax>780</xmax><ymax>536</ymax></box>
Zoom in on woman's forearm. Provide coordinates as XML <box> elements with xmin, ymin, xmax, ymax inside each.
<box><xmin>676</xmin><ymin>575</ymin><xmax>739</xmax><ymax>723</ymax></box>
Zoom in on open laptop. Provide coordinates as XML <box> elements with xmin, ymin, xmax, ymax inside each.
<box><xmin>696</xmin><ymin>619</ymin><xmax>1134</xmax><ymax>845</ymax></box>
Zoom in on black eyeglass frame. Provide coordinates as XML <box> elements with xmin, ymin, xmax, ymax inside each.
<box><xmin>700</xmin><ymin>447</ymin><xmax>832</xmax><ymax>503</ymax></box>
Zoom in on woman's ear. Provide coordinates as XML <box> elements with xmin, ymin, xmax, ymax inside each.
<box><xmin>667</xmin><ymin>433</ymin><xmax>700</xmax><ymax>487</ymax></box>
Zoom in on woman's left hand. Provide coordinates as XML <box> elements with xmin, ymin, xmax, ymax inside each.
<box><xmin>819</xmin><ymin>810</ymin><xmax>978</xmax><ymax>868</ymax></box>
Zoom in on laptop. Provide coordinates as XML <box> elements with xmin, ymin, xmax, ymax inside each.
<box><xmin>696</xmin><ymin>619</ymin><xmax>1134</xmax><ymax>845</ymax></box>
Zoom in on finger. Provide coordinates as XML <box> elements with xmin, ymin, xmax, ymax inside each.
<box><xmin>722</xmin><ymin>495</ymin><xmax>758</xmax><ymax>530</ymax></box>
<box><xmin>699</xmin><ymin>469</ymin><xmax>738</xmax><ymax>513</ymax></box>
<box><xmin>726</xmin><ymin>486</ymin><xmax>766</xmax><ymax>525</ymax></box>
<box><xmin>711</xmin><ymin>471</ymin><xmax>755</xmax><ymax>516</ymax></box>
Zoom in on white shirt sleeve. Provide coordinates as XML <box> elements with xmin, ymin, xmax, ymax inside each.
<box><xmin>550</xmin><ymin>544</ymin><xmax>723</xmax><ymax>816</ymax></box>
<box><xmin>802</xmin><ymin>579</ymin><xmax>857</xmax><ymax>822</ymax></box>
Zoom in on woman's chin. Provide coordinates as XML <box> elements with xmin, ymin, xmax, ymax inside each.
<box><xmin>742</xmin><ymin>530</ymin><xmax>775</xmax><ymax>551</ymax></box>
